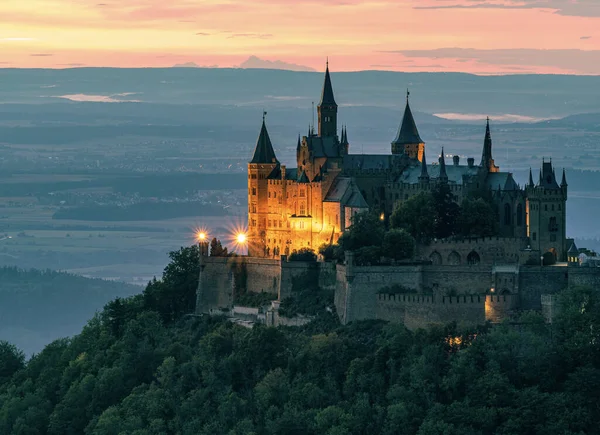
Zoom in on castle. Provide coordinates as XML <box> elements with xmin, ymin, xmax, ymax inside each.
<box><xmin>248</xmin><ymin>63</ymin><xmax>568</xmax><ymax>263</ymax></box>
<box><xmin>196</xmin><ymin>65</ymin><xmax>600</xmax><ymax>329</ymax></box>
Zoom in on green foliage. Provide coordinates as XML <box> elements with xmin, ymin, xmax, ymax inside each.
<box><xmin>432</xmin><ymin>184</ymin><xmax>460</xmax><ymax>239</ymax></box>
<box><xmin>2</xmin><ymin>247</ymin><xmax>600</xmax><ymax>435</ymax></box>
<box><xmin>381</xmin><ymin>229</ymin><xmax>415</xmax><ymax>261</ymax></box>
<box><xmin>143</xmin><ymin>245</ymin><xmax>200</xmax><ymax>322</ymax></box>
<box><xmin>280</xmin><ymin>271</ymin><xmax>334</xmax><ymax>317</ymax></box>
<box><xmin>0</xmin><ymin>341</ymin><xmax>25</xmax><ymax>384</ymax></box>
<box><xmin>235</xmin><ymin>291</ymin><xmax>277</xmax><ymax>308</ymax></box>
<box><xmin>209</xmin><ymin>237</ymin><xmax>229</xmax><ymax>257</ymax></box>
<box><xmin>338</xmin><ymin>212</ymin><xmax>385</xmax><ymax>252</ymax></box>
<box><xmin>456</xmin><ymin>197</ymin><xmax>499</xmax><ymax>238</ymax></box>
<box><xmin>543</xmin><ymin>251</ymin><xmax>557</xmax><ymax>266</ymax></box>
<box><xmin>289</xmin><ymin>248</ymin><xmax>317</xmax><ymax>262</ymax></box>
<box><xmin>391</xmin><ymin>192</ymin><xmax>437</xmax><ymax>243</ymax></box>
<box><xmin>319</xmin><ymin>244</ymin><xmax>338</xmax><ymax>262</ymax></box>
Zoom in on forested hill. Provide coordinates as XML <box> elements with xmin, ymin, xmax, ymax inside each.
<box><xmin>0</xmin><ymin>267</ymin><xmax>140</xmax><ymax>355</ymax></box>
<box><xmin>1</xmin><ymin>245</ymin><xmax>600</xmax><ymax>434</ymax></box>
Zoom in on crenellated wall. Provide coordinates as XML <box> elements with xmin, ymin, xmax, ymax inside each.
<box><xmin>420</xmin><ymin>237</ymin><xmax>527</xmax><ymax>266</ymax></box>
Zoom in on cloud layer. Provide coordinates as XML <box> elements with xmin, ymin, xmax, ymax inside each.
<box><xmin>0</xmin><ymin>0</ymin><xmax>599</xmax><ymax>73</ymax></box>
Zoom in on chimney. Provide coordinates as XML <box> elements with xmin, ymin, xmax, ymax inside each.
<box><xmin>467</xmin><ymin>158</ymin><xmax>474</xmax><ymax>168</ymax></box>
<box><xmin>453</xmin><ymin>155</ymin><xmax>460</xmax><ymax>166</ymax></box>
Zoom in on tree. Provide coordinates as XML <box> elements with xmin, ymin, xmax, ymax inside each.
<box><xmin>432</xmin><ymin>184</ymin><xmax>460</xmax><ymax>239</ymax></box>
<box><xmin>0</xmin><ymin>340</ymin><xmax>25</xmax><ymax>383</ymax></box>
<box><xmin>210</xmin><ymin>238</ymin><xmax>228</xmax><ymax>257</ymax></box>
<box><xmin>289</xmin><ymin>248</ymin><xmax>317</xmax><ymax>262</ymax></box>
<box><xmin>338</xmin><ymin>212</ymin><xmax>385</xmax><ymax>252</ymax></box>
<box><xmin>381</xmin><ymin>229</ymin><xmax>415</xmax><ymax>261</ymax></box>
<box><xmin>391</xmin><ymin>193</ymin><xmax>437</xmax><ymax>243</ymax></box>
<box><xmin>456</xmin><ymin>197</ymin><xmax>499</xmax><ymax>238</ymax></box>
<box><xmin>143</xmin><ymin>245</ymin><xmax>200</xmax><ymax>322</ymax></box>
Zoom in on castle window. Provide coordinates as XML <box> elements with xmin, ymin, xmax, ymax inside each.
<box><xmin>251</xmin><ymin>203</ymin><xmax>257</xmax><ymax>213</ymax></box>
<box><xmin>517</xmin><ymin>204</ymin><xmax>523</xmax><ymax>226</ymax></box>
<box><xmin>504</xmin><ymin>203</ymin><xmax>511</xmax><ymax>226</ymax></box>
<box><xmin>545</xmin><ymin>205</ymin><xmax>548</xmax><ymax>211</ymax></box>
<box><xmin>300</xmin><ymin>203</ymin><xmax>306</xmax><ymax>215</ymax></box>
<box><xmin>268</xmin><ymin>192</ymin><xmax>271</xmax><ymax>198</ymax></box>
<box><xmin>300</xmin><ymin>190</ymin><xmax>305</xmax><ymax>198</ymax></box>
<box><xmin>549</xmin><ymin>217</ymin><xmax>558</xmax><ymax>232</ymax></box>
<box><xmin>467</xmin><ymin>251</ymin><xmax>481</xmax><ymax>265</ymax></box>
<box><xmin>558</xmin><ymin>204</ymin><xmax>562</xmax><ymax>211</ymax></box>
<box><xmin>268</xmin><ymin>220</ymin><xmax>272</xmax><ymax>227</ymax></box>
<box><xmin>252</xmin><ymin>187</ymin><xmax>256</xmax><ymax>195</ymax></box>
<box><xmin>274</xmin><ymin>192</ymin><xmax>277</xmax><ymax>198</ymax></box>
<box><xmin>532</xmin><ymin>232</ymin><xmax>537</xmax><ymax>241</ymax></box>
<box><xmin>552</xmin><ymin>204</ymin><xmax>554</xmax><ymax>211</ymax></box>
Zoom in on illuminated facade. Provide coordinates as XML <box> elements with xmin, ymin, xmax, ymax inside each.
<box><xmin>247</xmin><ymin>65</ymin><xmax>568</xmax><ymax>261</ymax></box>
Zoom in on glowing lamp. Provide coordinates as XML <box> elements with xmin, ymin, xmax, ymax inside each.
<box><xmin>236</xmin><ymin>233</ymin><xmax>247</xmax><ymax>244</ymax></box>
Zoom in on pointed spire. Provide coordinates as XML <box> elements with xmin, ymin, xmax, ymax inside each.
<box><xmin>419</xmin><ymin>148</ymin><xmax>429</xmax><ymax>181</ymax></box>
<box><xmin>392</xmin><ymin>94</ymin><xmax>423</xmax><ymax>147</ymax></box>
<box><xmin>438</xmin><ymin>148</ymin><xmax>447</xmax><ymax>181</ymax></box>
<box><xmin>250</xmin><ymin>115</ymin><xmax>278</xmax><ymax>164</ymax></box>
<box><xmin>528</xmin><ymin>168</ymin><xmax>534</xmax><ymax>187</ymax></box>
<box><xmin>480</xmin><ymin>116</ymin><xmax>493</xmax><ymax>167</ymax></box>
<box><xmin>538</xmin><ymin>169</ymin><xmax>542</xmax><ymax>186</ymax></box>
<box><xmin>296</xmin><ymin>134</ymin><xmax>301</xmax><ymax>153</ymax></box>
<box><xmin>561</xmin><ymin>168</ymin><xmax>568</xmax><ymax>187</ymax></box>
<box><xmin>319</xmin><ymin>61</ymin><xmax>337</xmax><ymax>106</ymax></box>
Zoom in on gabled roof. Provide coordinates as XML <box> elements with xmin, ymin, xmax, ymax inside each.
<box><xmin>568</xmin><ymin>242</ymin><xmax>579</xmax><ymax>254</ymax></box>
<box><xmin>392</xmin><ymin>98</ymin><xmax>423</xmax><ymax>145</ymax></box>
<box><xmin>345</xmin><ymin>180</ymin><xmax>369</xmax><ymax>208</ymax></box>
<box><xmin>319</xmin><ymin>63</ymin><xmax>337</xmax><ymax>106</ymax></box>
<box><xmin>297</xmin><ymin>170</ymin><xmax>310</xmax><ymax>183</ymax></box>
<box><xmin>250</xmin><ymin>119</ymin><xmax>279</xmax><ymax>164</ymax></box>
<box><xmin>538</xmin><ymin>161</ymin><xmax>560</xmax><ymax>189</ymax></box>
<box><xmin>485</xmin><ymin>172</ymin><xmax>518</xmax><ymax>191</ymax></box>
<box><xmin>395</xmin><ymin>163</ymin><xmax>479</xmax><ymax>185</ymax></box>
<box><xmin>305</xmin><ymin>135</ymin><xmax>339</xmax><ymax>158</ymax></box>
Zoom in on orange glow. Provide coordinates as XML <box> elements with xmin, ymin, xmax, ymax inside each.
<box><xmin>197</xmin><ymin>232</ymin><xmax>207</xmax><ymax>241</ymax></box>
<box><xmin>236</xmin><ymin>233</ymin><xmax>247</xmax><ymax>244</ymax></box>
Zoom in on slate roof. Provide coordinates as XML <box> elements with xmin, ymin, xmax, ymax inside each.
<box><xmin>343</xmin><ymin>154</ymin><xmax>393</xmax><ymax>171</ymax></box>
<box><xmin>345</xmin><ymin>181</ymin><xmax>369</xmax><ymax>208</ymax></box>
<box><xmin>396</xmin><ymin>163</ymin><xmax>479</xmax><ymax>185</ymax></box>
<box><xmin>486</xmin><ymin>172</ymin><xmax>519</xmax><ymax>191</ymax></box>
<box><xmin>324</xmin><ymin>177</ymin><xmax>351</xmax><ymax>202</ymax></box>
<box><xmin>305</xmin><ymin>135</ymin><xmax>339</xmax><ymax>158</ymax></box>
<box><xmin>250</xmin><ymin>120</ymin><xmax>279</xmax><ymax>164</ymax></box>
<box><xmin>319</xmin><ymin>64</ymin><xmax>337</xmax><ymax>106</ymax></box>
<box><xmin>285</xmin><ymin>168</ymin><xmax>298</xmax><ymax>181</ymax></box>
<box><xmin>568</xmin><ymin>242</ymin><xmax>579</xmax><ymax>255</ymax></box>
<box><xmin>537</xmin><ymin>161</ymin><xmax>560</xmax><ymax>189</ymax></box>
<box><xmin>392</xmin><ymin>99</ymin><xmax>423</xmax><ymax>145</ymax></box>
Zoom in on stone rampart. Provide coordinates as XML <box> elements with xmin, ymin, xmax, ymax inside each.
<box><xmin>519</xmin><ymin>266</ymin><xmax>567</xmax><ymax>310</ymax></box>
<box><xmin>422</xmin><ymin>266</ymin><xmax>491</xmax><ymax>295</ymax></box>
<box><xmin>419</xmin><ymin>237</ymin><xmax>525</xmax><ymax>266</ymax></box>
<box><xmin>568</xmin><ymin>267</ymin><xmax>600</xmax><ymax>289</ymax></box>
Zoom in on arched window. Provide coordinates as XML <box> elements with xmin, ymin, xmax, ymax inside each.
<box><xmin>516</xmin><ymin>203</ymin><xmax>523</xmax><ymax>226</ymax></box>
<box><xmin>467</xmin><ymin>251</ymin><xmax>481</xmax><ymax>265</ymax></box>
<box><xmin>504</xmin><ymin>203</ymin><xmax>511</xmax><ymax>226</ymax></box>
<box><xmin>448</xmin><ymin>251</ymin><xmax>461</xmax><ymax>265</ymax></box>
<box><xmin>429</xmin><ymin>251</ymin><xmax>442</xmax><ymax>265</ymax></box>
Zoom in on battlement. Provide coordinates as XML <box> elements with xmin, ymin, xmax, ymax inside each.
<box><xmin>377</xmin><ymin>293</ymin><xmax>513</xmax><ymax>306</ymax></box>
<box><xmin>428</xmin><ymin>236</ymin><xmax>525</xmax><ymax>246</ymax></box>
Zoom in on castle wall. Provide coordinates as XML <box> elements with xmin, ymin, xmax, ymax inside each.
<box><xmin>279</xmin><ymin>259</ymin><xmax>319</xmax><ymax>300</ymax></box>
<box><xmin>519</xmin><ymin>266</ymin><xmax>567</xmax><ymax>310</ymax></box>
<box><xmin>419</xmin><ymin>237</ymin><xmax>524</xmax><ymax>266</ymax></box>
<box><xmin>568</xmin><ymin>267</ymin><xmax>600</xmax><ymax>289</ymax></box>
<box><xmin>422</xmin><ymin>266</ymin><xmax>491</xmax><ymax>295</ymax></box>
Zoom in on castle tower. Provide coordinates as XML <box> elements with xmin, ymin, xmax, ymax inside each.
<box><xmin>526</xmin><ymin>160</ymin><xmax>567</xmax><ymax>262</ymax></box>
<box><xmin>248</xmin><ymin>114</ymin><xmax>279</xmax><ymax>257</ymax></box>
<box><xmin>480</xmin><ymin>117</ymin><xmax>499</xmax><ymax>173</ymax></box>
<box><xmin>317</xmin><ymin>61</ymin><xmax>338</xmax><ymax>138</ymax></box>
<box><xmin>391</xmin><ymin>90</ymin><xmax>425</xmax><ymax>161</ymax></box>
<box><xmin>419</xmin><ymin>148</ymin><xmax>429</xmax><ymax>185</ymax></box>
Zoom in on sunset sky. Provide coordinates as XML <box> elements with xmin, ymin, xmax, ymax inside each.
<box><xmin>2</xmin><ymin>0</ymin><xmax>600</xmax><ymax>74</ymax></box>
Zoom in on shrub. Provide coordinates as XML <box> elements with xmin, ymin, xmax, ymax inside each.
<box><xmin>289</xmin><ymin>248</ymin><xmax>317</xmax><ymax>262</ymax></box>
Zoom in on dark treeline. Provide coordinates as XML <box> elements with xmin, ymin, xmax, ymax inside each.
<box><xmin>0</xmin><ymin>267</ymin><xmax>139</xmax><ymax>355</ymax></box>
<box><xmin>1</xmin><ymin>245</ymin><xmax>600</xmax><ymax>434</ymax></box>
<box><xmin>0</xmin><ymin>173</ymin><xmax>247</xmax><ymax>197</ymax></box>
<box><xmin>53</xmin><ymin>201</ymin><xmax>227</xmax><ymax>221</ymax></box>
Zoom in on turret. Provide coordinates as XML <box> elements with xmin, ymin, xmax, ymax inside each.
<box><xmin>528</xmin><ymin>168</ymin><xmax>534</xmax><ymax>187</ymax></box>
<box><xmin>526</xmin><ymin>158</ymin><xmax>567</xmax><ymax>262</ymax></box>
<box><xmin>419</xmin><ymin>148</ymin><xmax>429</xmax><ymax>184</ymax></box>
<box><xmin>480</xmin><ymin>117</ymin><xmax>499</xmax><ymax>173</ymax></box>
<box><xmin>438</xmin><ymin>148</ymin><xmax>448</xmax><ymax>183</ymax></box>
<box><xmin>391</xmin><ymin>90</ymin><xmax>425</xmax><ymax>161</ymax></box>
<box><xmin>317</xmin><ymin>60</ymin><xmax>338</xmax><ymax>138</ymax></box>
<box><xmin>248</xmin><ymin>113</ymin><xmax>279</xmax><ymax>257</ymax></box>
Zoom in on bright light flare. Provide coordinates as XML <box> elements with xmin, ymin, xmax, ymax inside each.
<box><xmin>197</xmin><ymin>231</ymin><xmax>207</xmax><ymax>241</ymax></box>
<box><xmin>236</xmin><ymin>233</ymin><xmax>247</xmax><ymax>244</ymax></box>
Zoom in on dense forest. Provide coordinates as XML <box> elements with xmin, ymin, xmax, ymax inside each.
<box><xmin>1</xmin><ymin>245</ymin><xmax>600</xmax><ymax>434</ymax></box>
<box><xmin>0</xmin><ymin>267</ymin><xmax>140</xmax><ymax>356</ymax></box>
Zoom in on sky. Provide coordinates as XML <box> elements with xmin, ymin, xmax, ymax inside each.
<box><xmin>2</xmin><ymin>0</ymin><xmax>600</xmax><ymax>74</ymax></box>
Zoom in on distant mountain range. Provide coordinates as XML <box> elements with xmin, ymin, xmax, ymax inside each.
<box><xmin>2</xmin><ymin>67</ymin><xmax>600</xmax><ymax>118</ymax></box>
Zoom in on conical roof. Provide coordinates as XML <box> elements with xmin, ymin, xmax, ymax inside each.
<box><xmin>480</xmin><ymin>117</ymin><xmax>493</xmax><ymax>167</ymax></box>
<box><xmin>319</xmin><ymin>62</ymin><xmax>337</xmax><ymax>106</ymax></box>
<box><xmin>438</xmin><ymin>148</ymin><xmax>447</xmax><ymax>181</ymax></box>
<box><xmin>561</xmin><ymin>168</ymin><xmax>568</xmax><ymax>187</ymax></box>
<box><xmin>528</xmin><ymin>168</ymin><xmax>534</xmax><ymax>187</ymax></box>
<box><xmin>392</xmin><ymin>96</ymin><xmax>423</xmax><ymax>145</ymax></box>
<box><xmin>250</xmin><ymin>117</ymin><xmax>279</xmax><ymax>164</ymax></box>
<box><xmin>568</xmin><ymin>242</ymin><xmax>578</xmax><ymax>254</ymax></box>
<box><xmin>419</xmin><ymin>148</ymin><xmax>429</xmax><ymax>179</ymax></box>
